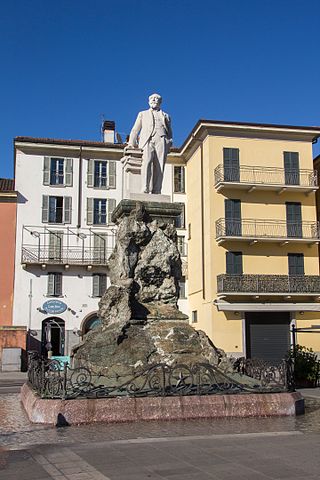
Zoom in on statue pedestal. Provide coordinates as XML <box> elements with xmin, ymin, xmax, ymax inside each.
<box><xmin>111</xmin><ymin>199</ymin><xmax>183</xmax><ymax>225</ymax></box>
<box><xmin>121</xmin><ymin>148</ymin><xmax>143</xmax><ymax>198</ymax></box>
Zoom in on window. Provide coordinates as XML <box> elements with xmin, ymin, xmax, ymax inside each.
<box><xmin>284</xmin><ymin>152</ymin><xmax>300</xmax><ymax>186</ymax></box>
<box><xmin>87</xmin><ymin>198</ymin><xmax>116</xmax><ymax>225</ymax></box>
<box><xmin>177</xmin><ymin>236</ymin><xmax>187</xmax><ymax>256</ymax></box>
<box><xmin>223</xmin><ymin>148</ymin><xmax>240</xmax><ymax>182</ymax></box>
<box><xmin>173</xmin><ymin>166</ymin><xmax>185</xmax><ymax>193</ymax></box>
<box><xmin>225</xmin><ymin>199</ymin><xmax>241</xmax><ymax>236</ymax></box>
<box><xmin>288</xmin><ymin>254</ymin><xmax>304</xmax><ymax>275</ymax></box>
<box><xmin>47</xmin><ymin>273</ymin><xmax>62</xmax><ymax>296</ymax></box>
<box><xmin>87</xmin><ymin>159</ymin><xmax>116</xmax><ymax>189</ymax></box>
<box><xmin>174</xmin><ymin>204</ymin><xmax>185</xmax><ymax>229</ymax></box>
<box><xmin>179</xmin><ymin>277</ymin><xmax>186</xmax><ymax>299</ymax></box>
<box><xmin>226</xmin><ymin>251</ymin><xmax>243</xmax><ymax>275</ymax></box>
<box><xmin>286</xmin><ymin>202</ymin><xmax>302</xmax><ymax>238</ymax></box>
<box><xmin>94</xmin><ymin>161</ymin><xmax>107</xmax><ymax>188</ymax></box>
<box><xmin>43</xmin><ymin>157</ymin><xmax>73</xmax><ymax>186</ymax></box>
<box><xmin>92</xmin><ymin>274</ymin><xmax>107</xmax><ymax>297</ymax></box>
<box><xmin>42</xmin><ymin>196</ymin><xmax>72</xmax><ymax>224</ymax></box>
<box><xmin>191</xmin><ymin>310</ymin><xmax>198</xmax><ymax>323</ymax></box>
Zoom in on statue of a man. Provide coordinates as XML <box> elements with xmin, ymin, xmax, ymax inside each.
<box><xmin>127</xmin><ymin>93</ymin><xmax>173</xmax><ymax>194</ymax></box>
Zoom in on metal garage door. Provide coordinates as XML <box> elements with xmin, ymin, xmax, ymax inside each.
<box><xmin>245</xmin><ymin>312</ymin><xmax>290</xmax><ymax>363</ymax></box>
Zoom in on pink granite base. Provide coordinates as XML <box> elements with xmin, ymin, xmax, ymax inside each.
<box><xmin>20</xmin><ymin>383</ymin><xmax>304</xmax><ymax>425</ymax></box>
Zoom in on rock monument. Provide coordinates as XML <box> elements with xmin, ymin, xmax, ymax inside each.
<box><xmin>73</xmin><ymin>201</ymin><xmax>235</xmax><ymax>384</ymax></box>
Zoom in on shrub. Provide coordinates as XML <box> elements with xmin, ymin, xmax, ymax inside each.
<box><xmin>288</xmin><ymin>345</ymin><xmax>320</xmax><ymax>388</ymax></box>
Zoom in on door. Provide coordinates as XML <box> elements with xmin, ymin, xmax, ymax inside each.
<box><xmin>48</xmin><ymin>231</ymin><xmax>63</xmax><ymax>261</ymax></box>
<box><xmin>223</xmin><ymin>148</ymin><xmax>240</xmax><ymax>182</ymax></box>
<box><xmin>225</xmin><ymin>199</ymin><xmax>241</xmax><ymax>236</ymax></box>
<box><xmin>284</xmin><ymin>152</ymin><xmax>300</xmax><ymax>185</ymax></box>
<box><xmin>93</xmin><ymin>233</ymin><xmax>108</xmax><ymax>263</ymax></box>
<box><xmin>42</xmin><ymin>318</ymin><xmax>65</xmax><ymax>357</ymax></box>
<box><xmin>245</xmin><ymin>312</ymin><xmax>290</xmax><ymax>363</ymax></box>
<box><xmin>286</xmin><ymin>202</ymin><xmax>302</xmax><ymax>238</ymax></box>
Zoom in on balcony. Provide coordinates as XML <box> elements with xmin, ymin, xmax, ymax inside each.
<box><xmin>215</xmin><ymin>218</ymin><xmax>320</xmax><ymax>245</ymax></box>
<box><xmin>21</xmin><ymin>226</ymin><xmax>115</xmax><ymax>267</ymax></box>
<box><xmin>217</xmin><ymin>274</ymin><xmax>320</xmax><ymax>298</ymax></box>
<box><xmin>214</xmin><ymin>165</ymin><xmax>318</xmax><ymax>194</ymax></box>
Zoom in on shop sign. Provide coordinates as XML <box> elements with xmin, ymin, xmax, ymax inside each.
<box><xmin>42</xmin><ymin>300</ymin><xmax>67</xmax><ymax>315</ymax></box>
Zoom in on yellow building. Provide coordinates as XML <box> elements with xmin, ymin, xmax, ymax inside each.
<box><xmin>179</xmin><ymin>119</ymin><xmax>320</xmax><ymax>362</ymax></box>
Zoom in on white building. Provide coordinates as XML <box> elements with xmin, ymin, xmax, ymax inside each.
<box><xmin>13</xmin><ymin>121</ymin><xmax>188</xmax><ymax>357</ymax></box>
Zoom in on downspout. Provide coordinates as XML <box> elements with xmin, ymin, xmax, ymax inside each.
<box><xmin>77</xmin><ymin>146</ymin><xmax>83</xmax><ymax>228</ymax></box>
<box><xmin>200</xmin><ymin>142</ymin><xmax>205</xmax><ymax>300</ymax></box>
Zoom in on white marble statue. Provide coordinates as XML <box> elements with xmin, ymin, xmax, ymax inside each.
<box><xmin>127</xmin><ymin>93</ymin><xmax>173</xmax><ymax>194</ymax></box>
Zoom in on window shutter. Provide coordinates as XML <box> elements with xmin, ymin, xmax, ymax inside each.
<box><xmin>42</xmin><ymin>195</ymin><xmax>49</xmax><ymax>223</ymax></box>
<box><xmin>100</xmin><ymin>275</ymin><xmax>107</xmax><ymax>296</ymax></box>
<box><xmin>47</xmin><ymin>273</ymin><xmax>54</xmax><ymax>296</ymax></box>
<box><xmin>63</xmin><ymin>197</ymin><xmax>72</xmax><ymax>224</ymax></box>
<box><xmin>65</xmin><ymin>158</ymin><xmax>73</xmax><ymax>186</ymax></box>
<box><xmin>55</xmin><ymin>273</ymin><xmax>62</xmax><ymax>296</ymax></box>
<box><xmin>226</xmin><ymin>251</ymin><xmax>242</xmax><ymax>275</ymax></box>
<box><xmin>107</xmin><ymin>198</ymin><xmax>116</xmax><ymax>224</ymax></box>
<box><xmin>108</xmin><ymin>161</ymin><xmax>116</xmax><ymax>188</ymax></box>
<box><xmin>87</xmin><ymin>160</ymin><xmax>94</xmax><ymax>187</ymax></box>
<box><xmin>87</xmin><ymin>198</ymin><xmax>94</xmax><ymax>225</ymax></box>
<box><xmin>43</xmin><ymin>157</ymin><xmax>50</xmax><ymax>185</ymax></box>
<box><xmin>92</xmin><ymin>274</ymin><xmax>100</xmax><ymax>297</ymax></box>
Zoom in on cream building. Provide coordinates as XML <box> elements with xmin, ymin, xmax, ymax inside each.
<box><xmin>13</xmin><ymin>121</ymin><xmax>187</xmax><ymax>357</ymax></box>
<box><xmin>181</xmin><ymin>120</ymin><xmax>320</xmax><ymax>361</ymax></box>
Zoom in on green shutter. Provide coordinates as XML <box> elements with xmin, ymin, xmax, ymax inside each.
<box><xmin>92</xmin><ymin>274</ymin><xmax>100</xmax><ymax>297</ymax></box>
<box><xmin>107</xmin><ymin>198</ymin><xmax>116</xmax><ymax>224</ymax></box>
<box><xmin>63</xmin><ymin>197</ymin><xmax>72</xmax><ymax>224</ymax></box>
<box><xmin>42</xmin><ymin>195</ymin><xmax>49</xmax><ymax>223</ymax></box>
<box><xmin>87</xmin><ymin>198</ymin><xmax>94</xmax><ymax>225</ymax></box>
<box><xmin>65</xmin><ymin>158</ymin><xmax>73</xmax><ymax>186</ymax></box>
<box><xmin>100</xmin><ymin>275</ymin><xmax>107</xmax><ymax>296</ymax></box>
<box><xmin>47</xmin><ymin>273</ymin><xmax>54</xmax><ymax>296</ymax></box>
<box><xmin>87</xmin><ymin>160</ymin><xmax>94</xmax><ymax>187</ymax></box>
<box><xmin>108</xmin><ymin>161</ymin><xmax>116</xmax><ymax>188</ymax></box>
<box><xmin>55</xmin><ymin>273</ymin><xmax>62</xmax><ymax>296</ymax></box>
<box><xmin>43</xmin><ymin>157</ymin><xmax>50</xmax><ymax>185</ymax></box>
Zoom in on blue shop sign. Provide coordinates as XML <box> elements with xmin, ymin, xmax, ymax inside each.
<box><xmin>43</xmin><ymin>300</ymin><xmax>67</xmax><ymax>314</ymax></box>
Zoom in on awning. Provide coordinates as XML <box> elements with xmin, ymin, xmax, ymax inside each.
<box><xmin>214</xmin><ymin>301</ymin><xmax>320</xmax><ymax>312</ymax></box>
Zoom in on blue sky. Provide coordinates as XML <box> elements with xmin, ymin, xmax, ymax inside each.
<box><xmin>1</xmin><ymin>0</ymin><xmax>320</xmax><ymax>178</ymax></box>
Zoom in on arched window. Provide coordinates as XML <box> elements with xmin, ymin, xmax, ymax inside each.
<box><xmin>82</xmin><ymin>314</ymin><xmax>102</xmax><ymax>335</ymax></box>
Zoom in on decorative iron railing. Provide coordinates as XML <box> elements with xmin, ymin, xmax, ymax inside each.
<box><xmin>215</xmin><ymin>218</ymin><xmax>320</xmax><ymax>240</ymax></box>
<box><xmin>27</xmin><ymin>351</ymin><xmax>292</xmax><ymax>400</ymax></box>
<box><xmin>217</xmin><ymin>274</ymin><xmax>320</xmax><ymax>295</ymax></box>
<box><xmin>22</xmin><ymin>246</ymin><xmax>113</xmax><ymax>265</ymax></box>
<box><xmin>214</xmin><ymin>164</ymin><xmax>318</xmax><ymax>188</ymax></box>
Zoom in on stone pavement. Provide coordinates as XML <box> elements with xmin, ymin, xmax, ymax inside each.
<box><xmin>1</xmin><ymin>390</ymin><xmax>320</xmax><ymax>479</ymax></box>
<box><xmin>1</xmin><ymin>430</ymin><xmax>320</xmax><ymax>480</ymax></box>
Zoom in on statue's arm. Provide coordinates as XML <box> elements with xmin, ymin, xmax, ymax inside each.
<box><xmin>128</xmin><ymin>112</ymin><xmax>142</xmax><ymax>147</ymax></box>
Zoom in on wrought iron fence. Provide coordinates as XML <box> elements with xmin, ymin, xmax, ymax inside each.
<box><xmin>22</xmin><ymin>246</ymin><xmax>112</xmax><ymax>265</ymax></box>
<box><xmin>27</xmin><ymin>351</ymin><xmax>292</xmax><ymax>400</ymax></box>
<box><xmin>215</xmin><ymin>218</ymin><xmax>319</xmax><ymax>240</ymax></box>
<box><xmin>214</xmin><ymin>164</ymin><xmax>318</xmax><ymax>188</ymax></box>
<box><xmin>217</xmin><ymin>274</ymin><xmax>320</xmax><ymax>294</ymax></box>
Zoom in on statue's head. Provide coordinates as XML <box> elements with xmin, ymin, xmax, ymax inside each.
<box><xmin>148</xmin><ymin>93</ymin><xmax>162</xmax><ymax>110</ymax></box>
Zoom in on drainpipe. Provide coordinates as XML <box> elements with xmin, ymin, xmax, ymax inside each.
<box><xmin>77</xmin><ymin>146</ymin><xmax>83</xmax><ymax>229</ymax></box>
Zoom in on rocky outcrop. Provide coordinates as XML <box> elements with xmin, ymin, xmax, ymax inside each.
<box><xmin>72</xmin><ymin>201</ymin><xmax>235</xmax><ymax>382</ymax></box>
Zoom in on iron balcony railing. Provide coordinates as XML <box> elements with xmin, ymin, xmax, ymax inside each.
<box><xmin>214</xmin><ymin>165</ymin><xmax>318</xmax><ymax>188</ymax></box>
<box><xmin>216</xmin><ymin>218</ymin><xmax>320</xmax><ymax>241</ymax></box>
<box><xmin>22</xmin><ymin>246</ymin><xmax>113</xmax><ymax>265</ymax></box>
<box><xmin>217</xmin><ymin>274</ymin><xmax>320</xmax><ymax>295</ymax></box>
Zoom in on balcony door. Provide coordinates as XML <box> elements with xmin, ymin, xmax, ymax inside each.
<box><xmin>286</xmin><ymin>202</ymin><xmax>302</xmax><ymax>238</ymax></box>
<box><xmin>223</xmin><ymin>148</ymin><xmax>240</xmax><ymax>182</ymax></box>
<box><xmin>48</xmin><ymin>231</ymin><xmax>63</xmax><ymax>261</ymax></box>
<box><xmin>284</xmin><ymin>152</ymin><xmax>300</xmax><ymax>186</ymax></box>
<box><xmin>225</xmin><ymin>199</ymin><xmax>241</xmax><ymax>236</ymax></box>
